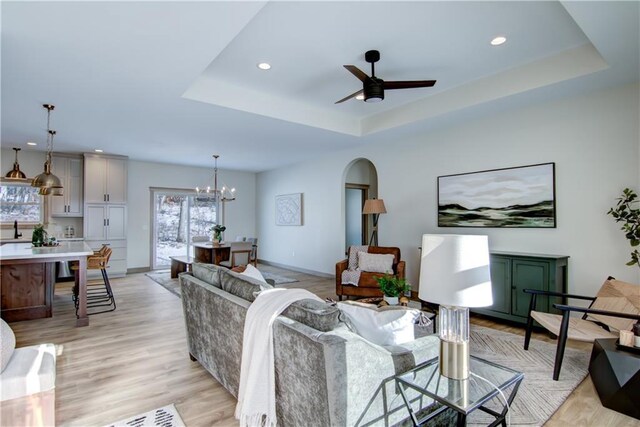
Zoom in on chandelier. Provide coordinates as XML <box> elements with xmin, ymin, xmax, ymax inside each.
<box><xmin>195</xmin><ymin>154</ymin><xmax>236</xmax><ymax>202</ymax></box>
<box><xmin>31</xmin><ymin>104</ymin><xmax>63</xmax><ymax>196</ymax></box>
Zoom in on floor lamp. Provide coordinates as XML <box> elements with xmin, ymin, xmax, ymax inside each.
<box><xmin>419</xmin><ymin>234</ymin><xmax>493</xmax><ymax>380</ymax></box>
<box><xmin>363</xmin><ymin>199</ymin><xmax>386</xmax><ymax>246</ymax></box>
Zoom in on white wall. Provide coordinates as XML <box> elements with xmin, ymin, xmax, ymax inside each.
<box><xmin>127</xmin><ymin>160</ymin><xmax>256</xmax><ymax>269</ymax></box>
<box><xmin>256</xmin><ymin>83</ymin><xmax>640</xmax><ymax>296</ymax></box>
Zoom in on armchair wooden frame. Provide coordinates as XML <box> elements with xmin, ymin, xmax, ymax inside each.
<box><xmin>524</xmin><ymin>280</ymin><xmax>640</xmax><ymax>381</ymax></box>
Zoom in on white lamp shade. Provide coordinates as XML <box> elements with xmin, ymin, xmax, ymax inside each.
<box><xmin>418</xmin><ymin>234</ymin><xmax>493</xmax><ymax>308</ymax></box>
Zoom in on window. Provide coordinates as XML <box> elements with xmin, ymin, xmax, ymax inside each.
<box><xmin>151</xmin><ymin>189</ymin><xmax>218</xmax><ymax>269</ymax></box>
<box><xmin>0</xmin><ymin>182</ymin><xmax>43</xmax><ymax>224</ymax></box>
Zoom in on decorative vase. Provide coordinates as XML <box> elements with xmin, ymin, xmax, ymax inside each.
<box><xmin>384</xmin><ymin>296</ymin><xmax>399</xmax><ymax>305</ymax></box>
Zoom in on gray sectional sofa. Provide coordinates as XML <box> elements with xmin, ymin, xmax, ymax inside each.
<box><xmin>179</xmin><ymin>263</ymin><xmax>440</xmax><ymax>427</ymax></box>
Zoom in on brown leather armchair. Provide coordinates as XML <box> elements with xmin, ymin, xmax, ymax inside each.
<box><xmin>336</xmin><ymin>246</ymin><xmax>405</xmax><ymax>300</ymax></box>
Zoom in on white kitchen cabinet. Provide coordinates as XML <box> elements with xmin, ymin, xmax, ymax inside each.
<box><xmin>50</xmin><ymin>155</ymin><xmax>83</xmax><ymax>217</ymax></box>
<box><xmin>83</xmin><ymin>153</ymin><xmax>128</xmax><ymax>277</ymax></box>
<box><xmin>84</xmin><ymin>155</ymin><xmax>127</xmax><ymax>204</ymax></box>
<box><xmin>84</xmin><ymin>204</ymin><xmax>127</xmax><ymax>240</ymax></box>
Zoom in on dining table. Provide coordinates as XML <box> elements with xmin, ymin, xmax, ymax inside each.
<box><xmin>193</xmin><ymin>242</ymin><xmax>231</xmax><ymax>265</ymax></box>
<box><xmin>0</xmin><ymin>241</ymin><xmax>93</xmax><ymax>326</ymax></box>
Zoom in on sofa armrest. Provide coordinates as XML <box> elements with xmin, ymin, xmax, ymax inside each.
<box><xmin>335</xmin><ymin>259</ymin><xmax>348</xmax><ymax>285</ymax></box>
<box><xmin>396</xmin><ymin>260</ymin><xmax>406</xmax><ymax>279</ymax></box>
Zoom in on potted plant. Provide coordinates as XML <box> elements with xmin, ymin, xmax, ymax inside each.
<box><xmin>32</xmin><ymin>224</ymin><xmax>47</xmax><ymax>247</ymax></box>
<box><xmin>607</xmin><ymin>188</ymin><xmax>640</xmax><ymax>268</ymax></box>
<box><xmin>211</xmin><ymin>224</ymin><xmax>226</xmax><ymax>245</ymax></box>
<box><xmin>375</xmin><ymin>274</ymin><xmax>411</xmax><ymax>305</ymax></box>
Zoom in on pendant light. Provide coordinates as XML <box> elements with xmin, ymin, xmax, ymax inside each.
<box><xmin>4</xmin><ymin>148</ymin><xmax>28</xmax><ymax>181</ymax></box>
<box><xmin>195</xmin><ymin>154</ymin><xmax>236</xmax><ymax>202</ymax></box>
<box><xmin>31</xmin><ymin>104</ymin><xmax>63</xmax><ymax>196</ymax></box>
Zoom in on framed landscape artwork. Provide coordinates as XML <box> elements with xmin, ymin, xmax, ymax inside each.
<box><xmin>275</xmin><ymin>193</ymin><xmax>303</xmax><ymax>226</ymax></box>
<box><xmin>438</xmin><ymin>162</ymin><xmax>556</xmax><ymax>228</ymax></box>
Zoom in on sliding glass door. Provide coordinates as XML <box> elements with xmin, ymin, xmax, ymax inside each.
<box><xmin>152</xmin><ymin>189</ymin><xmax>218</xmax><ymax>269</ymax></box>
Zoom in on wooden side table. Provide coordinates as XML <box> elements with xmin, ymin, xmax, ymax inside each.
<box><xmin>589</xmin><ymin>338</ymin><xmax>640</xmax><ymax>420</ymax></box>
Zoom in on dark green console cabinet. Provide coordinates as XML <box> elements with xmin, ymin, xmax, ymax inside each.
<box><xmin>472</xmin><ymin>252</ymin><xmax>569</xmax><ymax>324</ymax></box>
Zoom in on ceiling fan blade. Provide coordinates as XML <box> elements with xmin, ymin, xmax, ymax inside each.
<box><xmin>383</xmin><ymin>80</ymin><xmax>437</xmax><ymax>90</ymax></box>
<box><xmin>344</xmin><ymin>65</ymin><xmax>370</xmax><ymax>82</ymax></box>
<box><xmin>335</xmin><ymin>89</ymin><xmax>364</xmax><ymax>104</ymax></box>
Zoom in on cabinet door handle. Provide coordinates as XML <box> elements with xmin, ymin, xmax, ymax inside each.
<box><xmin>107</xmin><ymin>218</ymin><xmax>110</xmax><ymax>226</ymax></box>
<box><xmin>103</xmin><ymin>219</ymin><xmax>106</xmax><ymax>226</ymax></box>
<box><xmin>107</xmin><ymin>194</ymin><xmax>110</xmax><ymax>202</ymax></box>
<box><xmin>103</xmin><ymin>194</ymin><xmax>106</xmax><ymax>202</ymax></box>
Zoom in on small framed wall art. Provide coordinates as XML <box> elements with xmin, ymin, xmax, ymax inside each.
<box><xmin>275</xmin><ymin>193</ymin><xmax>303</xmax><ymax>226</ymax></box>
<box><xmin>438</xmin><ymin>162</ymin><xmax>556</xmax><ymax>228</ymax></box>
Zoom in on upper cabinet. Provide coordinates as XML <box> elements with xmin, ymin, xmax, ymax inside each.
<box><xmin>84</xmin><ymin>155</ymin><xmax>127</xmax><ymax>204</ymax></box>
<box><xmin>50</xmin><ymin>154</ymin><xmax>83</xmax><ymax>217</ymax></box>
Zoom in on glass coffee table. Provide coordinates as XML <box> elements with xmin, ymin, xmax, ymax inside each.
<box><xmin>395</xmin><ymin>356</ymin><xmax>524</xmax><ymax>426</ymax></box>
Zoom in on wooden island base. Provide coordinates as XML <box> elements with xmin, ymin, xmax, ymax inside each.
<box><xmin>0</xmin><ymin>261</ymin><xmax>55</xmax><ymax>322</ymax></box>
<box><xmin>0</xmin><ymin>241</ymin><xmax>92</xmax><ymax>327</ymax></box>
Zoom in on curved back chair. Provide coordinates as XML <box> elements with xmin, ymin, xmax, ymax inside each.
<box><xmin>72</xmin><ymin>245</ymin><xmax>116</xmax><ymax>315</ymax></box>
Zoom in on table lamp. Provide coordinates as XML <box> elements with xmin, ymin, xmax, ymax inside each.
<box><xmin>419</xmin><ymin>234</ymin><xmax>492</xmax><ymax>380</ymax></box>
<box><xmin>362</xmin><ymin>198</ymin><xmax>386</xmax><ymax>246</ymax></box>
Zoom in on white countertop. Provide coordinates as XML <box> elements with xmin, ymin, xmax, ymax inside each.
<box><xmin>0</xmin><ymin>241</ymin><xmax>93</xmax><ymax>261</ymax></box>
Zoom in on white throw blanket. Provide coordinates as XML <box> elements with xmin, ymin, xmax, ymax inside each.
<box><xmin>235</xmin><ymin>288</ymin><xmax>322</xmax><ymax>427</ymax></box>
<box><xmin>341</xmin><ymin>245</ymin><xmax>368</xmax><ymax>286</ymax></box>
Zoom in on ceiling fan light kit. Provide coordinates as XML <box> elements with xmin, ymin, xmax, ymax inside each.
<box><xmin>336</xmin><ymin>50</ymin><xmax>436</xmax><ymax>104</ymax></box>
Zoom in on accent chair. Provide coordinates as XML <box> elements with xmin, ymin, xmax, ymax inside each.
<box><xmin>523</xmin><ymin>276</ymin><xmax>640</xmax><ymax>380</ymax></box>
<box><xmin>335</xmin><ymin>246</ymin><xmax>405</xmax><ymax>300</ymax></box>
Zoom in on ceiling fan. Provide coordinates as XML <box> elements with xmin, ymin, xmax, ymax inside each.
<box><xmin>335</xmin><ymin>50</ymin><xmax>436</xmax><ymax>104</ymax></box>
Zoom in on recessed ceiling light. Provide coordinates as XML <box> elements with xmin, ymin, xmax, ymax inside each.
<box><xmin>94</xmin><ymin>149</ymin><xmax>104</xmax><ymax>153</ymax></box>
<box><xmin>257</xmin><ymin>62</ymin><xmax>271</xmax><ymax>70</ymax></box>
<box><xmin>355</xmin><ymin>94</ymin><xmax>365</xmax><ymax>100</ymax></box>
<box><xmin>27</xmin><ymin>141</ymin><xmax>37</xmax><ymax>146</ymax></box>
<box><xmin>491</xmin><ymin>36</ymin><xmax>507</xmax><ymax>46</ymax></box>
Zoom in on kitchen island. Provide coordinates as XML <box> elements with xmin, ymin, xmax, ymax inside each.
<box><xmin>0</xmin><ymin>241</ymin><xmax>93</xmax><ymax>326</ymax></box>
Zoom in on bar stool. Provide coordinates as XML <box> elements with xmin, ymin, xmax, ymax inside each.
<box><xmin>71</xmin><ymin>245</ymin><xmax>116</xmax><ymax>315</ymax></box>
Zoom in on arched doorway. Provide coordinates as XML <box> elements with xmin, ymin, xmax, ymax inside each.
<box><xmin>343</xmin><ymin>159</ymin><xmax>378</xmax><ymax>251</ymax></box>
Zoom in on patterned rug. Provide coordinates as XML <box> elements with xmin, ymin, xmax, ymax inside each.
<box><xmin>145</xmin><ymin>268</ymin><xmax>298</xmax><ymax>298</ymax></box>
<box><xmin>103</xmin><ymin>404</ymin><xmax>185</xmax><ymax>427</ymax></box>
<box><xmin>465</xmin><ymin>325</ymin><xmax>590</xmax><ymax>426</ymax></box>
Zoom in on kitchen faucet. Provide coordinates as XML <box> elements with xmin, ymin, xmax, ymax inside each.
<box><xmin>13</xmin><ymin>220</ymin><xmax>22</xmax><ymax>239</ymax></box>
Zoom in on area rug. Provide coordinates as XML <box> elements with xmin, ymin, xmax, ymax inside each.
<box><xmin>261</xmin><ymin>270</ymin><xmax>299</xmax><ymax>284</ymax></box>
<box><xmin>145</xmin><ymin>270</ymin><xmax>181</xmax><ymax>297</ymax></box>
<box><xmin>465</xmin><ymin>325</ymin><xmax>590</xmax><ymax>426</ymax></box>
<box><xmin>103</xmin><ymin>404</ymin><xmax>185</xmax><ymax>427</ymax></box>
<box><xmin>145</xmin><ymin>268</ymin><xmax>299</xmax><ymax>298</ymax></box>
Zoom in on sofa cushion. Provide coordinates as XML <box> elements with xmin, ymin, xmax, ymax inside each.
<box><xmin>1</xmin><ymin>319</ymin><xmax>15</xmax><ymax>373</ymax></box>
<box><xmin>357</xmin><ymin>252</ymin><xmax>394</xmax><ymax>274</ymax></box>
<box><xmin>281</xmin><ymin>299</ymin><xmax>341</xmax><ymax>332</ymax></box>
<box><xmin>337</xmin><ymin>301</ymin><xmax>421</xmax><ymax>346</ymax></box>
<box><xmin>192</xmin><ymin>263</ymin><xmax>223</xmax><ymax>288</ymax></box>
<box><xmin>221</xmin><ymin>268</ymin><xmax>273</xmax><ymax>302</ymax></box>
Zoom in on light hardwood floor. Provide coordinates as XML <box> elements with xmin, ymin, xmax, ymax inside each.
<box><xmin>6</xmin><ymin>265</ymin><xmax>636</xmax><ymax>427</ymax></box>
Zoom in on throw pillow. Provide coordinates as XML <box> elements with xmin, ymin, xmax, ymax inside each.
<box><xmin>240</xmin><ymin>264</ymin><xmax>267</xmax><ymax>284</ymax></box>
<box><xmin>1</xmin><ymin>319</ymin><xmax>16</xmax><ymax>372</ymax></box>
<box><xmin>357</xmin><ymin>252</ymin><xmax>394</xmax><ymax>273</ymax></box>
<box><xmin>337</xmin><ymin>301</ymin><xmax>420</xmax><ymax>346</ymax></box>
